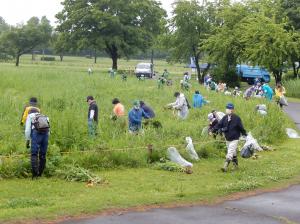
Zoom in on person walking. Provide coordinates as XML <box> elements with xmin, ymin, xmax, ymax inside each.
<box><xmin>167</xmin><ymin>92</ymin><xmax>189</xmax><ymax>119</ymax></box>
<box><xmin>20</xmin><ymin>97</ymin><xmax>40</xmax><ymax>126</ymax></box>
<box><xmin>275</xmin><ymin>83</ymin><xmax>287</xmax><ymax>108</ymax></box>
<box><xmin>128</xmin><ymin>100</ymin><xmax>149</xmax><ymax>134</ymax></box>
<box><xmin>212</xmin><ymin>103</ymin><xmax>247</xmax><ymax>172</ymax></box>
<box><xmin>86</xmin><ymin>96</ymin><xmax>99</xmax><ymax>137</ymax></box>
<box><xmin>192</xmin><ymin>90</ymin><xmax>203</xmax><ymax>108</ymax></box>
<box><xmin>25</xmin><ymin>109</ymin><xmax>50</xmax><ymax>178</ymax></box>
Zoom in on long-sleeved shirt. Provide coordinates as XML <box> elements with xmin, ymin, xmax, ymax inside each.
<box><xmin>168</xmin><ymin>93</ymin><xmax>189</xmax><ymax>119</ymax></box>
<box><xmin>275</xmin><ymin>87</ymin><xmax>286</xmax><ymax>97</ymax></box>
<box><xmin>193</xmin><ymin>94</ymin><xmax>203</xmax><ymax>108</ymax></box>
<box><xmin>141</xmin><ymin>104</ymin><xmax>155</xmax><ymax>118</ymax></box>
<box><xmin>214</xmin><ymin>113</ymin><xmax>247</xmax><ymax>141</ymax></box>
<box><xmin>25</xmin><ymin>113</ymin><xmax>49</xmax><ymax>140</ymax></box>
<box><xmin>128</xmin><ymin>108</ymin><xmax>149</xmax><ymax>131</ymax></box>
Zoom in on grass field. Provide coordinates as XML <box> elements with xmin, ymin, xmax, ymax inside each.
<box><xmin>0</xmin><ymin>55</ymin><xmax>299</xmax><ymax>222</ymax></box>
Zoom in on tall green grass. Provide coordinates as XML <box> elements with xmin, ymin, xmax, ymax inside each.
<box><xmin>0</xmin><ymin>60</ymin><xmax>295</xmax><ymax>174</ymax></box>
<box><xmin>284</xmin><ymin>79</ymin><xmax>300</xmax><ymax>98</ymax></box>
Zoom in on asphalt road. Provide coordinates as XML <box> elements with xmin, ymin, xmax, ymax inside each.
<box><xmin>284</xmin><ymin>102</ymin><xmax>300</xmax><ymax>130</ymax></box>
<box><xmin>62</xmin><ymin>103</ymin><xmax>300</xmax><ymax>224</ymax></box>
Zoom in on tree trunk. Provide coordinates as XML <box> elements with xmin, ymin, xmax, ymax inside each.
<box><xmin>273</xmin><ymin>71</ymin><xmax>282</xmax><ymax>84</ymax></box>
<box><xmin>112</xmin><ymin>55</ymin><xmax>118</xmax><ymax>70</ymax></box>
<box><xmin>94</xmin><ymin>49</ymin><xmax>97</xmax><ymax>64</ymax></box>
<box><xmin>60</xmin><ymin>54</ymin><xmax>63</xmax><ymax>62</ymax></box>
<box><xmin>151</xmin><ymin>49</ymin><xmax>154</xmax><ymax>65</ymax></box>
<box><xmin>32</xmin><ymin>51</ymin><xmax>34</xmax><ymax>61</ymax></box>
<box><xmin>16</xmin><ymin>54</ymin><xmax>20</xmax><ymax>66</ymax></box>
<box><xmin>194</xmin><ymin>55</ymin><xmax>201</xmax><ymax>84</ymax></box>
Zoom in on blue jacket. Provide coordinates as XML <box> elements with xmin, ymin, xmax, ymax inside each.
<box><xmin>141</xmin><ymin>104</ymin><xmax>155</xmax><ymax>118</ymax></box>
<box><xmin>262</xmin><ymin>85</ymin><xmax>273</xmax><ymax>101</ymax></box>
<box><xmin>128</xmin><ymin>108</ymin><xmax>149</xmax><ymax>131</ymax></box>
<box><xmin>193</xmin><ymin>94</ymin><xmax>203</xmax><ymax>108</ymax></box>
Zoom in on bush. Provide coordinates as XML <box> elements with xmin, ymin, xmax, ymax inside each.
<box><xmin>41</xmin><ymin>56</ymin><xmax>56</xmax><ymax>61</ymax></box>
<box><xmin>284</xmin><ymin>79</ymin><xmax>300</xmax><ymax>98</ymax></box>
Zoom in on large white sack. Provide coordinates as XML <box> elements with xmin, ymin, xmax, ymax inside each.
<box><xmin>286</xmin><ymin>128</ymin><xmax>300</xmax><ymax>139</ymax></box>
<box><xmin>167</xmin><ymin>147</ymin><xmax>193</xmax><ymax>167</ymax></box>
<box><xmin>243</xmin><ymin>132</ymin><xmax>263</xmax><ymax>152</ymax></box>
<box><xmin>185</xmin><ymin>137</ymin><xmax>199</xmax><ymax>160</ymax></box>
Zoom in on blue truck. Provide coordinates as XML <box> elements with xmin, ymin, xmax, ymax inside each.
<box><xmin>236</xmin><ymin>64</ymin><xmax>270</xmax><ymax>84</ymax></box>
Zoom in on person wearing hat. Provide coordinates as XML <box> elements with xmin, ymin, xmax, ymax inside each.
<box><xmin>167</xmin><ymin>92</ymin><xmax>189</xmax><ymax>119</ymax></box>
<box><xmin>213</xmin><ymin>103</ymin><xmax>247</xmax><ymax>172</ymax></box>
<box><xmin>192</xmin><ymin>90</ymin><xmax>203</xmax><ymax>108</ymax></box>
<box><xmin>207</xmin><ymin>112</ymin><xmax>219</xmax><ymax>138</ymax></box>
<box><xmin>128</xmin><ymin>100</ymin><xmax>149</xmax><ymax>134</ymax></box>
<box><xmin>20</xmin><ymin>97</ymin><xmax>41</xmax><ymax>126</ymax></box>
<box><xmin>86</xmin><ymin>96</ymin><xmax>98</xmax><ymax>137</ymax></box>
<box><xmin>112</xmin><ymin>98</ymin><xmax>125</xmax><ymax>119</ymax></box>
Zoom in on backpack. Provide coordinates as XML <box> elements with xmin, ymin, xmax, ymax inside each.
<box><xmin>32</xmin><ymin>114</ymin><xmax>50</xmax><ymax>132</ymax></box>
<box><xmin>185</xmin><ymin>97</ymin><xmax>191</xmax><ymax>109</ymax></box>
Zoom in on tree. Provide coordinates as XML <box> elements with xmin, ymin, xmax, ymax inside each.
<box><xmin>52</xmin><ymin>32</ymin><xmax>72</xmax><ymax>61</ymax></box>
<box><xmin>281</xmin><ymin>0</ymin><xmax>300</xmax><ymax>78</ymax></box>
<box><xmin>202</xmin><ymin>1</ymin><xmax>249</xmax><ymax>86</ymax></box>
<box><xmin>56</xmin><ymin>0</ymin><xmax>166</xmax><ymax>69</ymax></box>
<box><xmin>161</xmin><ymin>0</ymin><xmax>212</xmax><ymax>83</ymax></box>
<box><xmin>0</xmin><ymin>17</ymin><xmax>52</xmax><ymax>66</ymax></box>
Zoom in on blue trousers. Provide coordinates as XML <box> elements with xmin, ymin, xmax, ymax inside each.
<box><xmin>31</xmin><ymin>130</ymin><xmax>49</xmax><ymax>177</ymax></box>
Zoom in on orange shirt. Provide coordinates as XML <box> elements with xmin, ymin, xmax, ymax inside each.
<box><xmin>113</xmin><ymin>103</ymin><xmax>125</xmax><ymax>117</ymax></box>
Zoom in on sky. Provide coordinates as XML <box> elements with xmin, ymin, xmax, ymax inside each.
<box><xmin>0</xmin><ymin>0</ymin><xmax>175</xmax><ymax>26</ymax></box>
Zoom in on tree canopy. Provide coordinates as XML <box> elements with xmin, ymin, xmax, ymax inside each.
<box><xmin>56</xmin><ymin>0</ymin><xmax>166</xmax><ymax>69</ymax></box>
<box><xmin>0</xmin><ymin>16</ymin><xmax>52</xmax><ymax>66</ymax></box>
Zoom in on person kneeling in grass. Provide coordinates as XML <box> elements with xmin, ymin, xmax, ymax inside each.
<box><xmin>128</xmin><ymin>100</ymin><xmax>150</xmax><ymax>134</ymax></box>
<box><xmin>212</xmin><ymin>103</ymin><xmax>247</xmax><ymax>172</ymax></box>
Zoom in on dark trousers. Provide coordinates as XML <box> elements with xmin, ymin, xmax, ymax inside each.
<box><xmin>31</xmin><ymin>130</ymin><xmax>49</xmax><ymax>177</ymax></box>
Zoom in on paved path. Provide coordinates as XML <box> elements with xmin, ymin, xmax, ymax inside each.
<box><xmin>63</xmin><ymin>103</ymin><xmax>300</xmax><ymax>224</ymax></box>
<box><xmin>63</xmin><ymin>185</ymin><xmax>300</xmax><ymax>224</ymax></box>
<box><xmin>284</xmin><ymin>102</ymin><xmax>300</xmax><ymax>130</ymax></box>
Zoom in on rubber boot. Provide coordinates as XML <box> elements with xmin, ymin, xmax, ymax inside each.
<box><xmin>232</xmin><ymin>156</ymin><xmax>238</xmax><ymax>169</ymax></box>
<box><xmin>221</xmin><ymin>159</ymin><xmax>230</xmax><ymax>172</ymax></box>
<box><xmin>31</xmin><ymin>155</ymin><xmax>39</xmax><ymax>179</ymax></box>
<box><xmin>38</xmin><ymin>155</ymin><xmax>46</xmax><ymax>177</ymax></box>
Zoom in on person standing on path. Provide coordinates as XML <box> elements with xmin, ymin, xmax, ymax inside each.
<box><xmin>87</xmin><ymin>96</ymin><xmax>99</xmax><ymax>137</ymax></box>
<box><xmin>213</xmin><ymin>103</ymin><xmax>247</xmax><ymax>172</ymax></box>
<box><xmin>275</xmin><ymin>83</ymin><xmax>287</xmax><ymax>108</ymax></box>
<box><xmin>25</xmin><ymin>110</ymin><xmax>50</xmax><ymax>178</ymax></box>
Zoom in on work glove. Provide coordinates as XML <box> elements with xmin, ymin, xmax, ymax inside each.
<box><xmin>26</xmin><ymin>140</ymin><xmax>30</xmax><ymax>149</ymax></box>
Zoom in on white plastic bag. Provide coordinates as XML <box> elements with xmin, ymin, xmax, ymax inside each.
<box><xmin>257</xmin><ymin>110</ymin><xmax>267</xmax><ymax>116</ymax></box>
<box><xmin>185</xmin><ymin>137</ymin><xmax>199</xmax><ymax>160</ymax></box>
<box><xmin>286</xmin><ymin>128</ymin><xmax>300</xmax><ymax>139</ymax></box>
<box><xmin>242</xmin><ymin>132</ymin><xmax>263</xmax><ymax>152</ymax></box>
<box><xmin>201</xmin><ymin>126</ymin><xmax>209</xmax><ymax>136</ymax></box>
<box><xmin>167</xmin><ymin>147</ymin><xmax>193</xmax><ymax>167</ymax></box>
<box><xmin>279</xmin><ymin>96</ymin><xmax>288</xmax><ymax>106</ymax></box>
<box><xmin>256</xmin><ymin>104</ymin><xmax>267</xmax><ymax>111</ymax></box>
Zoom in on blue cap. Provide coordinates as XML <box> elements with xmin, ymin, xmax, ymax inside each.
<box><xmin>226</xmin><ymin>103</ymin><xmax>234</xmax><ymax>109</ymax></box>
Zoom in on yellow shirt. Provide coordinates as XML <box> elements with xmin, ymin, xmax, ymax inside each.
<box><xmin>275</xmin><ymin>87</ymin><xmax>286</xmax><ymax>97</ymax></box>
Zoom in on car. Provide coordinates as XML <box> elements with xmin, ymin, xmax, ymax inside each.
<box><xmin>135</xmin><ymin>63</ymin><xmax>154</xmax><ymax>78</ymax></box>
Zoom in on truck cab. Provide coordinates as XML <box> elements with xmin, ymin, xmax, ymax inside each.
<box><xmin>135</xmin><ymin>63</ymin><xmax>154</xmax><ymax>78</ymax></box>
<box><xmin>236</xmin><ymin>65</ymin><xmax>270</xmax><ymax>84</ymax></box>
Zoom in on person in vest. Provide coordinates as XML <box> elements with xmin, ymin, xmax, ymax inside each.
<box><xmin>87</xmin><ymin>96</ymin><xmax>99</xmax><ymax>137</ymax></box>
<box><xmin>213</xmin><ymin>103</ymin><xmax>247</xmax><ymax>172</ymax></box>
<box><xmin>20</xmin><ymin>97</ymin><xmax>40</xmax><ymax>126</ymax></box>
<box><xmin>25</xmin><ymin>108</ymin><xmax>50</xmax><ymax>178</ymax></box>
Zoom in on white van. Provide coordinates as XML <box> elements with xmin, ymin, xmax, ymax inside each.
<box><xmin>135</xmin><ymin>63</ymin><xmax>154</xmax><ymax>78</ymax></box>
